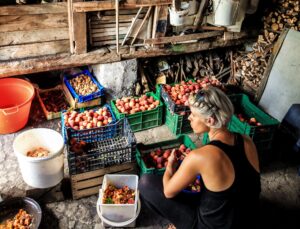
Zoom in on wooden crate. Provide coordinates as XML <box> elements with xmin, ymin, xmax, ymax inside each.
<box><xmin>70</xmin><ymin>162</ymin><xmax>137</xmax><ymax>200</ymax></box>
<box><xmin>62</xmin><ymin>82</ymin><xmax>104</xmax><ymax>109</ymax></box>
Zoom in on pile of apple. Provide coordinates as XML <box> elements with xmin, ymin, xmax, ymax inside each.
<box><xmin>114</xmin><ymin>95</ymin><xmax>160</xmax><ymax>114</ymax></box>
<box><xmin>237</xmin><ymin>113</ymin><xmax>262</xmax><ymax>126</ymax></box>
<box><xmin>163</xmin><ymin>78</ymin><xmax>222</xmax><ymax>106</ymax></box>
<box><xmin>142</xmin><ymin>144</ymin><xmax>192</xmax><ymax>169</ymax></box>
<box><xmin>63</xmin><ymin>106</ymin><xmax>114</xmax><ymax>130</ymax></box>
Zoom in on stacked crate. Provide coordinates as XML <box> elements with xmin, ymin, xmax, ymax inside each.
<box><xmin>160</xmin><ymin>83</ymin><xmax>193</xmax><ymax>135</ymax></box>
<box><xmin>62</xmin><ymin>106</ymin><xmax>137</xmax><ymax>199</ymax></box>
<box><xmin>110</xmin><ymin>92</ymin><xmax>163</xmax><ymax>132</ymax></box>
<box><xmin>63</xmin><ymin>69</ymin><xmax>105</xmax><ymax>109</ymax></box>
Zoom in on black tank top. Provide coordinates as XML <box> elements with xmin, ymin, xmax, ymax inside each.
<box><xmin>195</xmin><ymin>133</ymin><xmax>261</xmax><ymax>229</ymax></box>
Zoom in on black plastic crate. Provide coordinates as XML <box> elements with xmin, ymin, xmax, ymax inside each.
<box><xmin>67</xmin><ymin>118</ymin><xmax>136</xmax><ymax>175</ymax></box>
<box><xmin>160</xmin><ymin>84</ymin><xmax>190</xmax><ymax>113</ymax></box>
<box><xmin>61</xmin><ymin>104</ymin><xmax>117</xmax><ymax>143</ymax></box>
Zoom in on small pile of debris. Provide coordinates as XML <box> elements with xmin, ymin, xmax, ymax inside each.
<box><xmin>232</xmin><ymin>0</ymin><xmax>299</xmax><ymax>94</ymax></box>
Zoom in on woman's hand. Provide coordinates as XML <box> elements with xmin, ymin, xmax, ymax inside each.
<box><xmin>166</xmin><ymin>149</ymin><xmax>178</xmax><ymax>176</ymax></box>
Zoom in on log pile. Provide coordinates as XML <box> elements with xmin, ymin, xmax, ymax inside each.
<box><xmin>232</xmin><ymin>0</ymin><xmax>299</xmax><ymax>94</ymax></box>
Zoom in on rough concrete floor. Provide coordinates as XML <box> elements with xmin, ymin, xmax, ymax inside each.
<box><xmin>1</xmin><ymin>100</ymin><xmax>300</xmax><ymax>229</ymax></box>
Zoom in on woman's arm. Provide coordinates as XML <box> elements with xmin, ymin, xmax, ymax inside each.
<box><xmin>163</xmin><ymin>150</ymin><xmax>201</xmax><ymax>198</ymax></box>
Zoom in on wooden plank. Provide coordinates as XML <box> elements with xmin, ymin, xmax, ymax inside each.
<box><xmin>73</xmin><ymin>177</ymin><xmax>104</xmax><ymax>190</ymax></box>
<box><xmin>144</xmin><ymin>31</ymin><xmax>224</xmax><ymax>45</ymax></box>
<box><xmin>73</xmin><ymin>0</ymin><xmax>172</xmax><ymax>12</ymax></box>
<box><xmin>92</xmin><ymin>35</ymin><xmax>126</xmax><ymax>42</ymax></box>
<box><xmin>73</xmin><ymin>12</ymin><xmax>87</xmax><ymax>54</ymax></box>
<box><xmin>0</xmin><ymin>40</ymin><xmax>69</xmax><ymax>61</ymax></box>
<box><xmin>67</xmin><ymin>0</ymin><xmax>74</xmax><ymax>54</ymax></box>
<box><xmin>116</xmin><ymin>0</ymin><xmax>119</xmax><ymax>53</ymax></box>
<box><xmin>71</xmin><ymin>162</ymin><xmax>137</xmax><ymax>199</ymax></box>
<box><xmin>93</xmin><ymin>40</ymin><xmax>124</xmax><ymax>46</ymax></box>
<box><xmin>90</xmin><ymin>14</ymin><xmax>144</xmax><ymax>22</ymax></box>
<box><xmin>0</xmin><ymin>32</ymin><xmax>252</xmax><ymax>78</ymax></box>
<box><xmin>73</xmin><ymin>186</ymin><xmax>100</xmax><ymax>199</ymax></box>
<box><xmin>0</xmin><ymin>13</ymin><xmax>68</xmax><ymax>33</ymax></box>
<box><xmin>103</xmin><ymin>9</ymin><xmax>147</xmax><ymax>16</ymax></box>
<box><xmin>0</xmin><ymin>28</ymin><xmax>69</xmax><ymax>46</ymax></box>
<box><xmin>131</xmin><ymin>6</ymin><xmax>152</xmax><ymax>45</ymax></box>
<box><xmin>0</xmin><ymin>48</ymin><xmax>119</xmax><ymax>78</ymax></box>
<box><xmin>91</xmin><ymin>27</ymin><xmax>128</xmax><ymax>35</ymax></box>
<box><xmin>0</xmin><ymin>2</ymin><xmax>67</xmax><ymax>16</ymax></box>
<box><xmin>91</xmin><ymin>22</ymin><xmax>132</xmax><ymax>29</ymax></box>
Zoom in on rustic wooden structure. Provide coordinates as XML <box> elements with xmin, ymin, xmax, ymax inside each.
<box><xmin>0</xmin><ymin>1</ymin><xmax>253</xmax><ymax>78</ymax></box>
<box><xmin>70</xmin><ymin>162</ymin><xmax>137</xmax><ymax>200</ymax></box>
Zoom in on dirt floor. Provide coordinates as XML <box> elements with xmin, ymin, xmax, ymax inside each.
<box><xmin>1</xmin><ymin>99</ymin><xmax>300</xmax><ymax>229</ymax></box>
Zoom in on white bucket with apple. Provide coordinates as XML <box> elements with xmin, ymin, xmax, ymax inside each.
<box><xmin>13</xmin><ymin>128</ymin><xmax>64</xmax><ymax>189</ymax></box>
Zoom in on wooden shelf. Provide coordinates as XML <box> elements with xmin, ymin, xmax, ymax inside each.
<box><xmin>0</xmin><ymin>31</ymin><xmax>251</xmax><ymax>78</ymax></box>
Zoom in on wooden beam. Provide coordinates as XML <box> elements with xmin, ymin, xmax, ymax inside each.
<box><xmin>73</xmin><ymin>0</ymin><xmax>172</xmax><ymax>13</ymax></box>
<box><xmin>73</xmin><ymin>12</ymin><xmax>87</xmax><ymax>54</ymax></box>
<box><xmin>0</xmin><ymin>28</ymin><xmax>69</xmax><ymax>46</ymax></box>
<box><xmin>144</xmin><ymin>31</ymin><xmax>224</xmax><ymax>45</ymax></box>
<box><xmin>0</xmin><ymin>33</ymin><xmax>251</xmax><ymax>78</ymax></box>
<box><xmin>0</xmin><ymin>40</ymin><xmax>69</xmax><ymax>61</ymax></box>
<box><xmin>116</xmin><ymin>0</ymin><xmax>119</xmax><ymax>53</ymax></box>
<box><xmin>0</xmin><ymin>48</ymin><xmax>119</xmax><ymax>78</ymax></box>
<box><xmin>0</xmin><ymin>3</ymin><xmax>67</xmax><ymax>16</ymax></box>
<box><xmin>0</xmin><ymin>13</ymin><xmax>68</xmax><ymax>33</ymax></box>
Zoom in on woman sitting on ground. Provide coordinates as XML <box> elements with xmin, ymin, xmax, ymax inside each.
<box><xmin>139</xmin><ymin>86</ymin><xmax>261</xmax><ymax>229</ymax></box>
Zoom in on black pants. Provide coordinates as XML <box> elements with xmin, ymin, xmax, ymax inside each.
<box><xmin>138</xmin><ymin>174</ymin><xmax>200</xmax><ymax>229</ymax></box>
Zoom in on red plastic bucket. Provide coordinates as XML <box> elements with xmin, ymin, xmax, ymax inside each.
<box><xmin>0</xmin><ymin>78</ymin><xmax>35</xmax><ymax>134</ymax></box>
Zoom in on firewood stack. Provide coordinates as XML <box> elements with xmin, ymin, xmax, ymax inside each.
<box><xmin>232</xmin><ymin>0</ymin><xmax>299</xmax><ymax>94</ymax></box>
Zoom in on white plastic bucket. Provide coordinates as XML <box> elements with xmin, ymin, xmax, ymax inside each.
<box><xmin>97</xmin><ymin>196</ymin><xmax>141</xmax><ymax>228</ymax></box>
<box><xmin>99</xmin><ymin>174</ymin><xmax>139</xmax><ymax>222</ymax></box>
<box><xmin>213</xmin><ymin>0</ymin><xmax>240</xmax><ymax>26</ymax></box>
<box><xmin>13</xmin><ymin>128</ymin><xmax>64</xmax><ymax>189</ymax></box>
<box><xmin>169</xmin><ymin>2</ymin><xmax>190</xmax><ymax>26</ymax></box>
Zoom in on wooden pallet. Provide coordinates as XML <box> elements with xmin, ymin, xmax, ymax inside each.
<box><xmin>71</xmin><ymin>162</ymin><xmax>137</xmax><ymax>200</ymax></box>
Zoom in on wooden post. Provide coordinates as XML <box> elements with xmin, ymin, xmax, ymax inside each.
<box><xmin>116</xmin><ymin>0</ymin><xmax>119</xmax><ymax>53</ymax></box>
<box><xmin>67</xmin><ymin>0</ymin><xmax>74</xmax><ymax>54</ymax></box>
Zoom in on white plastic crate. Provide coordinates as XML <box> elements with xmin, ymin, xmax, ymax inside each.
<box><xmin>99</xmin><ymin>174</ymin><xmax>139</xmax><ymax>222</ymax></box>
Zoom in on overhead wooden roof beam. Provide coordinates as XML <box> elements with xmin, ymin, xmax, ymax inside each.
<box><xmin>73</xmin><ymin>0</ymin><xmax>172</xmax><ymax>13</ymax></box>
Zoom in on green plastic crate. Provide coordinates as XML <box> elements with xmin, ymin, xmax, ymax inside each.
<box><xmin>136</xmin><ymin>135</ymin><xmax>197</xmax><ymax>175</ymax></box>
<box><xmin>202</xmin><ymin>94</ymin><xmax>279</xmax><ymax>152</ymax></box>
<box><xmin>229</xmin><ymin>94</ymin><xmax>279</xmax><ymax>145</ymax></box>
<box><xmin>165</xmin><ymin>107</ymin><xmax>192</xmax><ymax>136</ymax></box>
<box><xmin>110</xmin><ymin>92</ymin><xmax>163</xmax><ymax>132</ymax></box>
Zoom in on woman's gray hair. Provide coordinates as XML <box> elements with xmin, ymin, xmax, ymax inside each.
<box><xmin>189</xmin><ymin>86</ymin><xmax>234</xmax><ymax>128</ymax></box>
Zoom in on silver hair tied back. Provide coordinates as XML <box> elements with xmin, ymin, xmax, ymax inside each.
<box><xmin>189</xmin><ymin>86</ymin><xmax>234</xmax><ymax>129</ymax></box>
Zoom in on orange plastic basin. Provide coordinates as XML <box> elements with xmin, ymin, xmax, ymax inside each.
<box><xmin>0</xmin><ymin>78</ymin><xmax>35</xmax><ymax>134</ymax></box>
